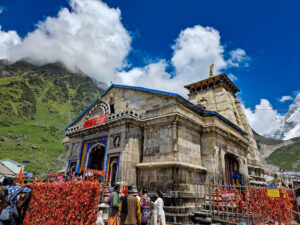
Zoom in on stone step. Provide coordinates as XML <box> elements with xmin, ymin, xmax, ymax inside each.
<box><xmin>192</xmin><ymin>216</ymin><xmax>212</xmax><ymax>224</ymax></box>
<box><xmin>192</xmin><ymin>211</ymin><xmax>212</xmax><ymax>218</ymax></box>
<box><xmin>165</xmin><ymin>212</ymin><xmax>191</xmax><ymax>223</ymax></box>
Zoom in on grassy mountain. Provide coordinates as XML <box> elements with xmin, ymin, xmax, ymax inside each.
<box><xmin>266</xmin><ymin>141</ymin><xmax>300</xmax><ymax>171</ymax></box>
<box><xmin>253</xmin><ymin>130</ymin><xmax>299</xmax><ymax>171</ymax></box>
<box><xmin>0</xmin><ymin>60</ymin><xmax>103</xmax><ymax>175</ymax></box>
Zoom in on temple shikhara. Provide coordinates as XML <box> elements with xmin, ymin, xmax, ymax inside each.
<box><xmin>63</xmin><ymin>67</ymin><xmax>265</xmax><ymax>220</ymax></box>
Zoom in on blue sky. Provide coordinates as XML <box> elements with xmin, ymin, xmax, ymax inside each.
<box><xmin>0</xmin><ymin>0</ymin><xmax>299</xmax><ymax>137</ymax></box>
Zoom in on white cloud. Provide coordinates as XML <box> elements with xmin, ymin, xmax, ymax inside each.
<box><xmin>279</xmin><ymin>95</ymin><xmax>292</xmax><ymax>103</ymax></box>
<box><xmin>118</xmin><ymin>25</ymin><xmax>248</xmax><ymax>96</ymax></box>
<box><xmin>171</xmin><ymin>26</ymin><xmax>227</xmax><ymax>80</ymax></box>
<box><xmin>243</xmin><ymin>99</ymin><xmax>284</xmax><ymax>137</ymax></box>
<box><xmin>227</xmin><ymin>48</ymin><xmax>250</xmax><ymax>67</ymax></box>
<box><xmin>1</xmin><ymin>0</ymin><xmax>131</xmax><ymax>83</ymax></box>
<box><xmin>0</xmin><ymin>26</ymin><xmax>21</xmax><ymax>59</ymax></box>
<box><xmin>117</xmin><ymin>60</ymin><xmax>176</xmax><ymax>91</ymax></box>
<box><xmin>0</xmin><ymin>2</ymin><xmax>248</xmax><ymax>96</ymax></box>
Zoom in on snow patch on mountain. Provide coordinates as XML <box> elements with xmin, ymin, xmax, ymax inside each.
<box><xmin>281</xmin><ymin>93</ymin><xmax>300</xmax><ymax>140</ymax></box>
<box><xmin>246</xmin><ymin>93</ymin><xmax>300</xmax><ymax>140</ymax></box>
<box><xmin>283</xmin><ymin>124</ymin><xmax>300</xmax><ymax>140</ymax></box>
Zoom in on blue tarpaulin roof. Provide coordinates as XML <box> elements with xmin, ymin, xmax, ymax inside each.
<box><xmin>23</xmin><ymin>171</ymin><xmax>34</xmax><ymax>177</ymax></box>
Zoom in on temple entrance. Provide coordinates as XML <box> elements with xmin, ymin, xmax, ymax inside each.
<box><xmin>110</xmin><ymin>161</ymin><xmax>118</xmax><ymax>186</ymax></box>
<box><xmin>106</xmin><ymin>153</ymin><xmax>119</xmax><ymax>186</ymax></box>
<box><xmin>68</xmin><ymin>160</ymin><xmax>77</xmax><ymax>173</ymax></box>
<box><xmin>88</xmin><ymin>146</ymin><xmax>105</xmax><ymax>170</ymax></box>
<box><xmin>225</xmin><ymin>154</ymin><xmax>241</xmax><ymax>185</ymax></box>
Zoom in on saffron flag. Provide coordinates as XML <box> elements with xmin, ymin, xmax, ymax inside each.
<box><xmin>18</xmin><ymin>167</ymin><xmax>23</xmax><ymax>184</ymax></box>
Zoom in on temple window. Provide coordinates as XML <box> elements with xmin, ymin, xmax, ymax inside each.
<box><xmin>110</xmin><ymin>104</ymin><xmax>115</xmax><ymax>114</ymax></box>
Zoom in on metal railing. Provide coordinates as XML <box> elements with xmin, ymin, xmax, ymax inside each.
<box><xmin>194</xmin><ymin>183</ymin><xmax>298</xmax><ymax>225</ymax></box>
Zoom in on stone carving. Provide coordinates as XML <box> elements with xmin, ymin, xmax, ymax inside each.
<box><xmin>113</xmin><ymin>135</ymin><xmax>121</xmax><ymax>148</ymax></box>
<box><xmin>86</xmin><ymin>100</ymin><xmax>110</xmax><ymax>119</ymax></box>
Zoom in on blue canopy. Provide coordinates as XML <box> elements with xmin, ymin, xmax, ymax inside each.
<box><xmin>23</xmin><ymin>171</ymin><xmax>34</xmax><ymax>178</ymax></box>
<box><xmin>293</xmin><ymin>174</ymin><xmax>300</xmax><ymax>177</ymax></box>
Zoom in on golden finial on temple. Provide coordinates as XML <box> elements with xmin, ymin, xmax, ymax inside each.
<box><xmin>209</xmin><ymin>64</ymin><xmax>214</xmax><ymax>78</ymax></box>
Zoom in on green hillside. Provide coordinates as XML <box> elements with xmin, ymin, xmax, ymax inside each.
<box><xmin>266</xmin><ymin>141</ymin><xmax>300</xmax><ymax>171</ymax></box>
<box><xmin>0</xmin><ymin>61</ymin><xmax>102</xmax><ymax>175</ymax></box>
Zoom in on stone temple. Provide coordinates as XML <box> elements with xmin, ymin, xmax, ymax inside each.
<box><xmin>63</xmin><ymin>71</ymin><xmax>265</xmax><ymax>220</ymax></box>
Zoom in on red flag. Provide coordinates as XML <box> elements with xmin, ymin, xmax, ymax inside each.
<box><xmin>18</xmin><ymin>168</ymin><xmax>23</xmax><ymax>184</ymax></box>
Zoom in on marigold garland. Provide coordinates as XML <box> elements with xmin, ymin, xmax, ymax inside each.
<box><xmin>23</xmin><ymin>180</ymin><xmax>102</xmax><ymax>225</ymax></box>
<box><xmin>211</xmin><ymin>185</ymin><xmax>296</xmax><ymax>225</ymax></box>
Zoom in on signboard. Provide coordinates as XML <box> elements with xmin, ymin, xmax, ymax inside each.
<box><xmin>222</xmin><ymin>192</ymin><xmax>235</xmax><ymax>198</ymax></box>
<box><xmin>267</xmin><ymin>189</ymin><xmax>280</xmax><ymax>198</ymax></box>
<box><xmin>83</xmin><ymin>115</ymin><xmax>107</xmax><ymax>129</ymax></box>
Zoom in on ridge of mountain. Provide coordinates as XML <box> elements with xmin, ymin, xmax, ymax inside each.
<box><xmin>272</xmin><ymin>93</ymin><xmax>300</xmax><ymax>140</ymax></box>
<box><xmin>266</xmin><ymin>140</ymin><xmax>300</xmax><ymax>171</ymax></box>
<box><xmin>253</xmin><ymin>130</ymin><xmax>299</xmax><ymax>172</ymax></box>
<box><xmin>0</xmin><ymin>60</ymin><xmax>104</xmax><ymax>175</ymax></box>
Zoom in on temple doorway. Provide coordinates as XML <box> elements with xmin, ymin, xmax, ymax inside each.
<box><xmin>88</xmin><ymin>146</ymin><xmax>105</xmax><ymax>170</ymax></box>
<box><xmin>110</xmin><ymin>161</ymin><xmax>118</xmax><ymax>186</ymax></box>
<box><xmin>68</xmin><ymin>160</ymin><xmax>77</xmax><ymax>173</ymax></box>
<box><xmin>225</xmin><ymin>154</ymin><xmax>241</xmax><ymax>185</ymax></box>
<box><xmin>106</xmin><ymin>154</ymin><xmax>120</xmax><ymax>186</ymax></box>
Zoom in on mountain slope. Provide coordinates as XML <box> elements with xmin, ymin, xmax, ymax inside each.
<box><xmin>253</xmin><ymin>130</ymin><xmax>299</xmax><ymax>171</ymax></box>
<box><xmin>0</xmin><ymin>60</ymin><xmax>103</xmax><ymax>175</ymax></box>
<box><xmin>266</xmin><ymin>141</ymin><xmax>300</xmax><ymax>171</ymax></box>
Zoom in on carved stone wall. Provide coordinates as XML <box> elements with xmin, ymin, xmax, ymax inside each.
<box><xmin>101</xmin><ymin>88</ymin><xmax>177</xmax><ymax>117</ymax></box>
<box><xmin>188</xmin><ymin>86</ymin><xmax>244</xmax><ymax>129</ymax></box>
<box><xmin>143</xmin><ymin>124</ymin><xmax>174</xmax><ymax>163</ymax></box>
<box><xmin>187</xmin><ymin>83</ymin><xmax>263</xmax><ymax>175</ymax></box>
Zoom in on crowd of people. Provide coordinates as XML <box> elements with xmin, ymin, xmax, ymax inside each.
<box><xmin>107</xmin><ymin>184</ymin><xmax>166</xmax><ymax>225</ymax></box>
<box><xmin>0</xmin><ymin>178</ymin><xmax>31</xmax><ymax>225</ymax></box>
<box><xmin>264</xmin><ymin>171</ymin><xmax>295</xmax><ymax>189</ymax></box>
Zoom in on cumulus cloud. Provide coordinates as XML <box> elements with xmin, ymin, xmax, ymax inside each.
<box><xmin>279</xmin><ymin>95</ymin><xmax>292</xmax><ymax>103</ymax></box>
<box><xmin>1</xmin><ymin>0</ymin><xmax>131</xmax><ymax>83</ymax></box>
<box><xmin>243</xmin><ymin>99</ymin><xmax>284</xmax><ymax>137</ymax></box>
<box><xmin>171</xmin><ymin>26</ymin><xmax>227</xmax><ymax>80</ymax></box>
<box><xmin>0</xmin><ymin>1</ymin><xmax>249</xmax><ymax>95</ymax></box>
<box><xmin>117</xmin><ymin>25</ymin><xmax>249</xmax><ymax>95</ymax></box>
<box><xmin>0</xmin><ymin>26</ymin><xmax>21</xmax><ymax>59</ymax></box>
<box><xmin>227</xmin><ymin>48</ymin><xmax>250</xmax><ymax>68</ymax></box>
<box><xmin>117</xmin><ymin>60</ymin><xmax>172</xmax><ymax>90</ymax></box>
